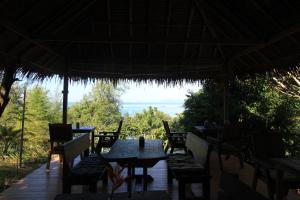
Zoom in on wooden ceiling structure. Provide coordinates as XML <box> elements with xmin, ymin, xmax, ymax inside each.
<box><xmin>1</xmin><ymin>0</ymin><xmax>300</xmax><ymax>82</ymax></box>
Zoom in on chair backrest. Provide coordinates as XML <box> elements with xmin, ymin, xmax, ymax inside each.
<box><xmin>253</xmin><ymin>130</ymin><xmax>285</xmax><ymax>158</ymax></box>
<box><xmin>162</xmin><ymin>120</ymin><xmax>171</xmax><ymax>135</ymax></box>
<box><xmin>222</xmin><ymin>123</ymin><xmax>242</xmax><ymax>141</ymax></box>
<box><xmin>116</xmin><ymin>120</ymin><xmax>123</xmax><ymax>134</ymax></box>
<box><xmin>49</xmin><ymin>123</ymin><xmax>73</xmax><ymax>142</ymax></box>
<box><xmin>185</xmin><ymin>133</ymin><xmax>211</xmax><ymax>171</ymax></box>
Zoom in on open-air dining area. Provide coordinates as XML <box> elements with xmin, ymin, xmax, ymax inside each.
<box><xmin>0</xmin><ymin>0</ymin><xmax>300</xmax><ymax>199</ymax></box>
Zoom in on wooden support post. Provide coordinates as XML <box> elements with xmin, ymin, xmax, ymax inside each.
<box><xmin>62</xmin><ymin>68</ymin><xmax>69</xmax><ymax>124</ymax></box>
<box><xmin>223</xmin><ymin>80</ymin><xmax>229</xmax><ymax>124</ymax></box>
<box><xmin>0</xmin><ymin>67</ymin><xmax>17</xmax><ymax>118</ymax></box>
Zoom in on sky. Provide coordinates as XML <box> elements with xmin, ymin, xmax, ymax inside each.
<box><xmin>35</xmin><ymin>78</ymin><xmax>202</xmax><ymax>103</ymax></box>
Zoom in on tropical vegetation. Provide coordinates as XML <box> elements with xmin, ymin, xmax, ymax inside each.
<box><xmin>0</xmin><ymin>69</ymin><xmax>299</xmax><ymax>191</ymax></box>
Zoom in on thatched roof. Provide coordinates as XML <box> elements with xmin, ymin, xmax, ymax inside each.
<box><xmin>1</xmin><ymin>0</ymin><xmax>300</xmax><ymax>82</ymax></box>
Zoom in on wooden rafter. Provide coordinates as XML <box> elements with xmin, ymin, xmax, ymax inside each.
<box><xmin>209</xmin><ymin>0</ymin><xmax>259</xmax><ymax>38</ymax></box>
<box><xmin>146</xmin><ymin>0</ymin><xmax>151</xmax><ymax>60</ymax></box>
<box><xmin>192</xmin><ymin>0</ymin><xmax>225</xmax><ymax>59</ymax></box>
<box><xmin>183</xmin><ymin>2</ymin><xmax>195</xmax><ymax>59</ymax></box>
<box><xmin>53</xmin><ymin>0</ymin><xmax>97</xmax><ymax>34</ymax></box>
<box><xmin>70</xmin><ymin>57</ymin><xmax>224</xmax><ymax>65</ymax></box>
<box><xmin>230</xmin><ymin>22</ymin><xmax>300</xmax><ymax>62</ymax></box>
<box><xmin>198</xmin><ymin>25</ymin><xmax>206</xmax><ymax>58</ymax></box>
<box><xmin>34</xmin><ymin>37</ymin><xmax>263</xmax><ymax>46</ymax></box>
<box><xmin>0</xmin><ymin>19</ymin><xmax>61</xmax><ymax>58</ymax></box>
<box><xmin>129</xmin><ymin>0</ymin><xmax>133</xmax><ymax>58</ymax></box>
<box><xmin>107</xmin><ymin>0</ymin><xmax>114</xmax><ymax>58</ymax></box>
<box><xmin>164</xmin><ymin>0</ymin><xmax>172</xmax><ymax>58</ymax></box>
<box><xmin>251</xmin><ymin>0</ymin><xmax>300</xmax><ymax>45</ymax></box>
<box><xmin>32</xmin><ymin>1</ymin><xmax>77</xmax><ymax>34</ymax></box>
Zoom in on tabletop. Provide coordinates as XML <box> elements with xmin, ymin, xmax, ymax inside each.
<box><xmin>103</xmin><ymin>139</ymin><xmax>167</xmax><ymax>163</ymax></box>
<box><xmin>72</xmin><ymin>126</ymin><xmax>96</xmax><ymax>133</ymax></box>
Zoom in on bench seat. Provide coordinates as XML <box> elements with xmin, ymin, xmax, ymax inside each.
<box><xmin>67</xmin><ymin>154</ymin><xmax>107</xmax><ymax>183</ymax></box>
<box><xmin>62</xmin><ymin>134</ymin><xmax>107</xmax><ymax>193</ymax></box>
<box><xmin>167</xmin><ymin>133</ymin><xmax>211</xmax><ymax>199</ymax></box>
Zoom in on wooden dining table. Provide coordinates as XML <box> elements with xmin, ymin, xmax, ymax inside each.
<box><xmin>103</xmin><ymin>139</ymin><xmax>167</xmax><ymax>194</ymax></box>
<box><xmin>194</xmin><ymin>125</ymin><xmax>223</xmax><ymax>138</ymax></box>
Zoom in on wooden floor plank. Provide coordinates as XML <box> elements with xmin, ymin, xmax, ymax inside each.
<box><xmin>0</xmin><ymin>152</ymin><xmax>299</xmax><ymax>200</ymax></box>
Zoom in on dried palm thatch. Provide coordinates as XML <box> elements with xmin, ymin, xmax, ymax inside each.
<box><xmin>0</xmin><ymin>0</ymin><xmax>299</xmax><ymax>85</ymax></box>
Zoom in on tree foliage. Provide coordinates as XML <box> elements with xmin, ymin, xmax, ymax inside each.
<box><xmin>181</xmin><ymin>74</ymin><xmax>300</xmax><ymax>156</ymax></box>
<box><xmin>122</xmin><ymin>107</ymin><xmax>172</xmax><ymax>140</ymax></box>
<box><xmin>68</xmin><ymin>81</ymin><xmax>123</xmax><ymax>131</ymax></box>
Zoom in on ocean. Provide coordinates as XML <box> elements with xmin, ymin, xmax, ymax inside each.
<box><xmin>121</xmin><ymin>102</ymin><xmax>184</xmax><ymax>117</ymax></box>
<box><xmin>68</xmin><ymin>102</ymin><xmax>184</xmax><ymax>117</ymax></box>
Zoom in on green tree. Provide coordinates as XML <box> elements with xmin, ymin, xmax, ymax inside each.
<box><xmin>122</xmin><ymin>107</ymin><xmax>172</xmax><ymax>140</ymax></box>
<box><xmin>68</xmin><ymin>81</ymin><xmax>123</xmax><ymax>131</ymax></box>
<box><xmin>24</xmin><ymin>86</ymin><xmax>53</xmax><ymax>160</ymax></box>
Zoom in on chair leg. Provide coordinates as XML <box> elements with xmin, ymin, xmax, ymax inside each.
<box><xmin>95</xmin><ymin>141</ymin><xmax>102</xmax><ymax>153</ymax></box>
<box><xmin>252</xmin><ymin>166</ymin><xmax>258</xmax><ymax>190</ymax></box>
<box><xmin>265</xmin><ymin>169</ymin><xmax>275</xmax><ymax>200</ymax></box>
<box><xmin>62</xmin><ymin>181</ymin><xmax>71</xmax><ymax>193</ymax></box>
<box><xmin>218</xmin><ymin>150</ymin><xmax>223</xmax><ymax>171</ymax></box>
<box><xmin>203</xmin><ymin>178</ymin><xmax>211</xmax><ymax>200</ymax></box>
<box><xmin>102</xmin><ymin>171</ymin><xmax>108</xmax><ymax>185</ymax></box>
<box><xmin>89</xmin><ymin>182</ymin><xmax>97</xmax><ymax>193</ymax></box>
<box><xmin>46</xmin><ymin>150</ymin><xmax>52</xmax><ymax>170</ymax></box>
<box><xmin>178</xmin><ymin>180</ymin><xmax>185</xmax><ymax>200</ymax></box>
<box><xmin>170</xmin><ymin>147</ymin><xmax>174</xmax><ymax>154</ymax></box>
<box><xmin>239</xmin><ymin>155</ymin><xmax>244</xmax><ymax>169</ymax></box>
<box><xmin>167</xmin><ymin>167</ymin><xmax>173</xmax><ymax>184</ymax></box>
<box><xmin>184</xmin><ymin>147</ymin><xmax>187</xmax><ymax>153</ymax></box>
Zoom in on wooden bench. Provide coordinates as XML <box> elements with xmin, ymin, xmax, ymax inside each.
<box><xmin>167</xmin><ymin>132</ymin><xmax>211</xmax><ymax>199</ymax></box>
<box><xmin>219</xmin><ymin>172</ymin><xmax>268</xmax><ymax>200</ymax></box>
<box><xmin>61</xmin><ymin>133</ymin><xmax>107</xmax><ymax>193</ymax></box>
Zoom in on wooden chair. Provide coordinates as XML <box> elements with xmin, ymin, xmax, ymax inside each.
<box><xmin>207</xmin><ymin>123</ymin><xmax>245</xmax><ymax>170</ymax></box>
<box><xmin>162</xmin><ymin>120</ymin><xmax>186</xmax><ymax>154</ymax></box>
<box><xmin>252</xmin><ymin>131</ymin><xmax>300</xmax><ymax>200</ymax></box>
<box><xmin>94</xmin><ymin>120</ymin><xmax>123</xmax><ymax>153</ymax></box>
<box><xmin>46</xmin><ymin>123</ymin><xmax>73</xmax><ymax>170</ymax></box>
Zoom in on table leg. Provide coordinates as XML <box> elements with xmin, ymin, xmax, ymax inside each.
<box><xmin>143</xmin><ymin>167</ymin><xmax>147</xmax><ymax>191</ymax></box>
<box><xmin>275</xmin><ymin>169</ymin><xmax>283</xmax><ymax>200</ymax></box>
<box><xmin>128</xmin><ymin>164</ymin><xmax>132</xmax><ymax>198</ymax></box>
<box><xmin>91</xmin><ymin>131</ymin><xmax>95</xmax><ymax>153</ymax></box>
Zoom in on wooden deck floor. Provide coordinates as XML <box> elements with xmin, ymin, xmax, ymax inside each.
<box><xmin>0</xmin><ymin>152</ymin><xmax>299</xmax><ymax>200</ymax></box>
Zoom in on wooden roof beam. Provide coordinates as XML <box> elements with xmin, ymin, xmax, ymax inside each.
<box><xmin>183</xmin><ymin>3</ymin><xmax>195</xmax><ymax>59</ymax></box>
<box><xmin>32</xmin><ymin>1</ymin><xmax>78</xmax><ymax>34</ymax></box>
<box><xmin>164</xmin><ymin>0</ymin><xmax>172</xmax><ymax>58</ymax></box>
<box><xmin>107</xmin><ymin>0</ymin><xmax>114</xmax><ymax>58</ymax></box>
<box><xmin>198</xmin><ymin>25</ymin><xmax>206</xmax><ymax>57</ymax></box>
<box><xmin>53</xmin><ymin>0</ymin><xmax>97</xmax><ymax>34</ymax></box>
<box><xmin>35</xmin><ymin>37</ymin><xmax>264</xmax><ymax>46</ymax></box>
<box><xmin>207</xmin><ymin>1</ymin><xmax>259</xmax><ymax>38</ymax></box>
<box><xmin>146</xmin><ymin>0</ymin><xmax>151</xmax><ymax>60</ymax></box>
<box><xmin>192</xmin><ymin>0</ymin><xmax>225</xmax><ymax>59</ymax></box>
<box><xmin>129</xmin><ymin>0</ymin><xmax>133</xmax><ymax>58</ymax></box>
<box><xmin>230</xmin><ymin>22</ymin><xmax>300</xmax><ymax>62</ymax></box>
<box><xmin>251</xmin><ymin>0</ymin><xmax>300</xmax><ymax>45</ymax></box>
<box><xmin>0</xmin><ymin>19</ymin><xmax>61</xmax><ymax>58</ymax></box>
